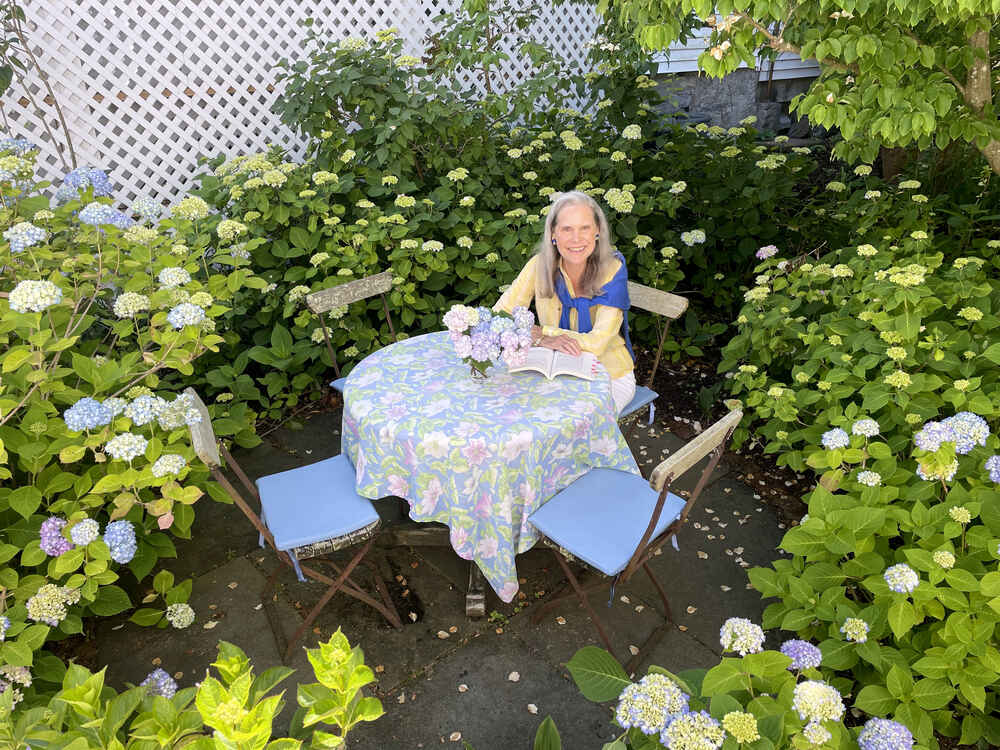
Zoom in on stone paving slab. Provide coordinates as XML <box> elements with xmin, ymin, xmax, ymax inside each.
<box><xmin>345</xmin><ymin>631</ymin><xmax>620</xmax><ymax>749</ymax></box>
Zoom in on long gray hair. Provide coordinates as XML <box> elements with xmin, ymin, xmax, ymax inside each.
<box><xmin>535</xmin><ymin>191</ymin><xmax>616</xmax><ymax>300</ymax></box>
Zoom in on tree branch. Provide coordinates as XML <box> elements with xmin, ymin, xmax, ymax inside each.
<box><xmin>733</xmin><ymin>11</ymin><xmax>859</xmax><ymax>74</ymax></box>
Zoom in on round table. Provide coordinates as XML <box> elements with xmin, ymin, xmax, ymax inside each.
<box><xmin>341</xmin><ymin>331</ymin><xmax>639</xmax><ymax>602</ymax></box>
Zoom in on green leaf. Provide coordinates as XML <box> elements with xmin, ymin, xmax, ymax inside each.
<box><xmin>911</xmin><ymin>677</ymin><xmax>954</xmax><ymax>710</ymax></box>
<box><xmin>533</xmin><ymin>716</ymin><xmax>562</xmax><ymax>750</ymax></box>
<box><xmin>743</xmin><ymin>651</ymin><xmax>792</xmax><ymax>678</ymax></box>
<box><xmin>129</xmin><ymin>608</ymin><xmax>165</xmax><ymax>627</ymax></box>
<box><xmin>886</xmin><ymin>664</ymin><xmax>913</xmax><ymax>700</ymax></box>
<box><xmin>702</xmin><ymin>659</ymin><xmax>748</xmax><ymax>696</ymax></box>
<box><xmin>90</xmin><ymin>585</ymin><xmax>132</xmax><ymax>616</ymax></box>
<box><xmin>981</xmin><ymin>571</ymin><xmax>1000</xmax><ymax>597</ymax></box>
<box><xmin>888</xmin><ymin>600</ymin><xmax>917</xmax><ymax>639</ymax></box>
<box><xmin>9</xmin><ymin>486</ymin><xmax>42</xmax><ymax>519</ymax></box>
<box><xmin>854</xmin><ymin>685</ymin><xmax>897</xmax><ymax>715</ymax></box>
<box><xmin>1</xmin><ymin>640</ymin><xmax>33</xmax><ymax>667</ymax></box>
<box><xmin>566</xmin><ymin>647</ymin><xmax>630</xmax><ymax>702</ymax></box>
<box><xmin>153</xmin><ymin>570</ymin><xmax>174</xmax><ymax>596</ymax></box>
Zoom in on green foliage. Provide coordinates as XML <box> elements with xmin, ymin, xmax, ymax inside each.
<box><xmin>556</xmin><ymin>642</ymin><xmax>886</xmax><ymax>749</ymax></box>
<box><xmin>721</xmin><ymin>182</ymin><xmax>1000</xmax><ymax>744</ymax></box>
<box><xmin>606</xmin><ymin>0</ymin><xmax>1000</xmax><ymax>174</ymax></box>
<box><xmin>0</xmin><ymin>149</ymin><xmax>260</xmax><ymax>690</ymax></box>
<box><xmin>0</xmin><ymin>630</ymin><xmax>382</xmax><ymax>748</ymax></box>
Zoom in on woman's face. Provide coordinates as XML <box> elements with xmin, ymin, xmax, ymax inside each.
<box><xmin>552</xmin><ymin>203</ymin><xmax>598</xmax><ymax>269</ymax></box>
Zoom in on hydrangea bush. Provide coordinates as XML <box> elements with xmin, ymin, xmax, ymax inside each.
<box><xmin>748</xmin><ymin>416</ymin><xmax>1000</xmax><ymax>746</ymax></box>
<box><xmin>0</xmin><ymin>629</ymin><xmax>383</xmax><ymax>747</ymax></box>
<box><xmin>555</xmin><ymin>620</ymin><xmax>916</xmax><ymax>750</ymax></box>
<box><xmin>0</xmin><ymin>144</ymin><xmax>261</xmax><ymax>692</ymax></box>
<box><xmin>716</xmin><ymin>172</ymin><xmax>1000</xmax><ymax>744</ymax></box>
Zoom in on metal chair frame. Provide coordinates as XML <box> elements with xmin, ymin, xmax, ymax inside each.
<box><xmin>184</xmin><ymin>388</ymin><xmax>402</xmax><ymax>663</ymax></box>
<box><xmin>531</xmin><ymin>410</ymin><xmax>742</xmax><ymax>674</ymax></box>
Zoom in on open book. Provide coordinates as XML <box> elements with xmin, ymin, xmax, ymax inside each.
<box><xmin>508</xmin><ymin>347</ymin><xmax>600</xmax><ymax>381</ymax></box>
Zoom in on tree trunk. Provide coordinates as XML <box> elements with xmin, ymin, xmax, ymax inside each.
<box><xmin>879</xmin><ymin>146</ymin><xmax>909</xmax><ymax>180</ymax></box>
<box><xmin>965</xmin><ymin>27</ymin><xmax>999</xmax><ymax>175</ymax></box>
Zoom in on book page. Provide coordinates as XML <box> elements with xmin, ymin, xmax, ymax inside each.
<box><xmin>508</xmin><ymin>347</ymin><xmax>555</xmax><ymax>377</ymax></box>
<box><xmin>550</xmin><ymin>351</ymin><xmax>600</xmax><ymax>381</ymax></box>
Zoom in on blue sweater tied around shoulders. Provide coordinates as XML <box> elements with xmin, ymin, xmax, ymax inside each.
<box><xmin>553</xmin><ymin>251</ymin><xmax>635</xmax><ymax>363</ymax></box>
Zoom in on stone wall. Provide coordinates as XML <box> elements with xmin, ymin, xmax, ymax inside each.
<box><xmin>654</xmin><ymin>70</ymin><xmax>815</xmax><ymax>133</ymax></box>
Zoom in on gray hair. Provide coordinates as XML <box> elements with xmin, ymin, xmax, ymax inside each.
<box><xmin>535</xmin><ymin>190</ymin><xmax>616</xmax><ymax>300</ymax></box>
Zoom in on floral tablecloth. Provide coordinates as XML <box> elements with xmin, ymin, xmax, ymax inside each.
<box><xmin>342</xmin><ymin>331</ymin><xmax>639</xmax><ymax>602</ymax></box>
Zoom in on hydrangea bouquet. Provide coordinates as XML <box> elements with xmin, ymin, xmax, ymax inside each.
<box><xmin>442</xmin><ymin>304</ymin><xmax>534</xmax><ymax>378</ymax></box>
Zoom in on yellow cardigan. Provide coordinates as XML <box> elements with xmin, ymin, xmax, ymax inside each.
<box><xmin>493</xmin><ymin>255</ymin><xmax>634</xmax><ymax>379</ymax></box>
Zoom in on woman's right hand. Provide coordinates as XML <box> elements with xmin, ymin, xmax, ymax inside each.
<box><xmin>540</xmin><ymin>334</ymin><xmax>582</xmax><ymax>356</ymax></box>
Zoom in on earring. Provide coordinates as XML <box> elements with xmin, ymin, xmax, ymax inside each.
<box><xmin>551</xmin><ymin>239</ymin><xmax>557</xmax><ymax>245</ymax></box>
<box><xmin>595</xmin><ymin>233</ymin><xmax>599</xmax><ymax>240</ymax></box>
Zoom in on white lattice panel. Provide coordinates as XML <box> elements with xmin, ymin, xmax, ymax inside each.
<box><xmin>8</xmin><ymin>0</ymin><xmax>598</xmax><ymax>208</ymax></box>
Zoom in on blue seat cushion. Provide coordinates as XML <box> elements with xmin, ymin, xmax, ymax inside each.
<box><xmin>620</xmin><ymin>385</ymin><xmax>658</xmax><ymax>418</ymax></box>
<box><xmin>330</xmin><ymin>377</ymin><xmax>348</xmax><ymax>393</ymax></box>
<box><xmin>255</xmin><ymin>454</ymin><xmax>378</xmax><ymax>551</ymax></box>
<box><xmin>528</xmin><ymin>468</ymin><xmax>686</xmax><ymax>577</ymax></box>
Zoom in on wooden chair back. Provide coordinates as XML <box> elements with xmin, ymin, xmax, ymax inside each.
<box><xmin>305</xmin><ymin>270</ymin><xmax>396</xmax><ymax>379</ymax></box>
<box><xmin>184</xmin><ymin>387</ymin><xmax>278</xmax><ymax>550</ymax></box>
<box><xmin>627</xmin><ymin>281</ymin><xmax>688</xmax><ymax>388</ymax></box>
<box><xmin>622</xmin><ymin>409</ymin><xmax>742</xmax><ymax>580</ymax></box>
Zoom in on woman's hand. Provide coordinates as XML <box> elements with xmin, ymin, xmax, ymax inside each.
<box><xmin>540</xmin><ymin>334</ymin><xmax>582</xmax><ymax>356</ymax></box>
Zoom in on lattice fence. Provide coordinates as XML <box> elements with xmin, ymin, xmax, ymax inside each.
<box><xmin>8</xmin><ymin>0</ymin><xmax>599</xmax><ymax>207</ymax></box>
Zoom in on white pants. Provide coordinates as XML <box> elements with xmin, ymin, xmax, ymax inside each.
<box><xmin>611</xmin><ymin>372</ymin><xmax>637</xmax><ymax>415</ymax></box>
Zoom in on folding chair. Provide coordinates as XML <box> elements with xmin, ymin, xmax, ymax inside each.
<box><xmin>528</xmin><ymin>409</ymin><xmax>742</xmax><ymax>673</ymax></box>
<box><xmin>306</xmin><ymin>270</ymin><xmax>396</xmax><ymax>393</ymax></box>
<box><xmin>620</xmin><ymin>281</ymin><xmax>688</xmax><ymax>425</ymax></box>
<box><xmin>184</xmin><ymin>388</ymin><xmax>402</xmax><ymax>662</ymax></box>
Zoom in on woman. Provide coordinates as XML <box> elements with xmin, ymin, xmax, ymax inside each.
<box><xmin>494</xmin><ymin>190</ymin><xmax>636</xmax><ymax>414</ymax></box>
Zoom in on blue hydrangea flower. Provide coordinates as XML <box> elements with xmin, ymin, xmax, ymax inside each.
<box><xmin>124</xmin><ymin>395</ymin><xmax>165</xmax><ymax>426</ymax></box>
<box><xmin>79</xmin><ymin>202</ymin><xmax>117</xmax><ymax>226</ymax></box>
<box><xmin>103</xmin><ymin>519</ymin><xmax>137</xmax><ymax>564</ymax></box>
<box><xmin>39</xmin><ymin>517</ymin><xmax>73</xmax><ymax>557</ymax></box>
<box><xmin>55</xmin><ymin>166</ymin><xmax>113</xmax><ymax>204</ymax></box>
<box><xmin>3</xmin><ymin>221</ymin><xmax>46</xmax><ymax>253</ymax></box>
<box><xmin>941</xmin><ymin>412</ymin><xmax>989</xmax><ymax>455</ymax></box>
<box><xmin>102</xmin><ymin>397</ymin><xmax>127</xmax><ymax>416</ymax></box>
<box><xmin>166</xmin><ymin>302</ymin><xmax>206</xmax><ymax>329</ymax></box>
<box><xmin>0</xmin><ymin>137</ymin><xmax>36</xmax><ymax>155</ymax></box>
<box><xmin>985</xmin><ymin>455</ymin><xmax>1000</xmax><ymax>484</ymax></box>
<box><xmin>820</xmin><ymin>428</ymin><xmax>849</xmax><ymax>450</ymax></box>
<box><xmin>615</xmin><ymin>673</ymin><xmax>689</xmax><ymax>735</ymax></box>
<box><xmin>780</xmin><ymin>639</ymin><xmax>822</xmax><ymax>670</ymax></box>
<box><xmin>660</xmin><ymin>710</ymin><xmax>725</xmax><ymax>750</ymax></box>
<box><xmin>858</xmin><ymin>717</ymin><xmax>914</xmax><ymax>750</ymax></box>
<box><xmin>884</xmin><ymin>563</ymin><xmax>919</xmax><ymax>594</ymax></box>
<box><xmin>0</xmin><ymin>616</ymin><xmax>9</xmax><ymax>641</ymax></box>
<box><xmin>130</xmin><ymin>196</ymin><xmax>161</xmax><ymax>221</ymax></box>
<box><xmin>140</xmin><ymin>667</ymin><xmax>177</xmax><ymax>698</ymax></box>
<box><xmin>69</xmin><ymin>518</ymin><xmax>100</xmax><ymax>546</ymax></box>
<box><xmin>913</xmin><ymin>421</ymin><xmax>956</xmax><ymax>452</ymax></box>
<box><xmin>64</xmin><ymin>397</ymin><xmax>114</xmax><ymax>432</ymax></box>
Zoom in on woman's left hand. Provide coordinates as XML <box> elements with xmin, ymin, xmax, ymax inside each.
<box><xmin>540</xmin><ymin>334</ymin><xmax>582</xmax><ymax>356</ymax></box>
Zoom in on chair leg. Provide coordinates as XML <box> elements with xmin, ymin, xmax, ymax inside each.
<box><xmin>284</xmin><ymin>540</ymin><xmax>372</xmax><ymax>663</ymax></box>
<box><xmin>551</xmin><ymin>551</ymin><xmax>617</xmax><ymax>657</ymax></box>
<box><xmin>643</xmin><ymin>562</ymin><xmax>674</xmax><ymax>623</ymax></box>
<box><xmin>623</xmin><ymin>563</ymin><xmax>678</xmax><ymax>676</ymax></box>
<box><xmin>530</xmin><ymin>574</ymin><xmax>605</xmax><ymax>624</ymax></box>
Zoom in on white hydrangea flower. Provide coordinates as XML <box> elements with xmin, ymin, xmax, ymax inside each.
<box><xmin>105</xmin><ymin>432</ymin><xmax>149</xmax><ymax>462</ymax></box>
<box><xmin>113</xmin><ymin>292</ymin><xmax>150</xmax><ymax>319</ymax></box>
<box><xmin>151</xmin><ymin>454</ymin><xmax>187</xmax><ymax>477</ymax></box>
<box><xmin>157</xmin><ymin>267</ymin><xmax>191</xmax><ymax>289</ymax></box>
<box><xmin>9</xmin><ymin>280</ymin><xmax>63</xmax><ymax>313</ymax></box>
